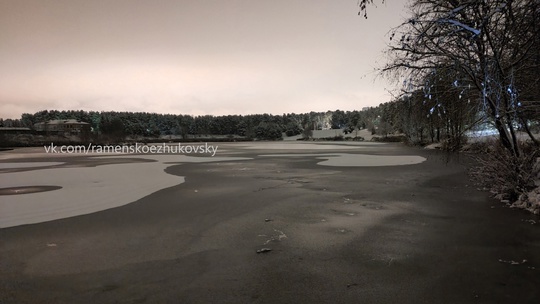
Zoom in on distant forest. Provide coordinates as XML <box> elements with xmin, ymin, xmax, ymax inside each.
<box><xmin>0</xmin><ymin>109</ymin><xmax>377</xmax><ymax>140</ymax></box>
<box><xmin>1</xmin><ymin>94</ymin><xmax>537</xmax><ymax>144</ymax></box>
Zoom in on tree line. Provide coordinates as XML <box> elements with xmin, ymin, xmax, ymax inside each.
<box><xmin>0</xmin><ymin>109</ymin><xmax>385</xmax><ymax>140</ymax></box>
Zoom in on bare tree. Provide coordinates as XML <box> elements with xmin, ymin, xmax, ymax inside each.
<box><xmin>383</xmin><ymin>0</ymin><xmax>540</xmax><ymax>156</ymax></box>
<box><xmin>357</xmin><ymin>0</ymin><xmax>384</xmax><ymax>18</ymax></box>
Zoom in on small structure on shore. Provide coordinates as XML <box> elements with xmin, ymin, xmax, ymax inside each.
<box><xmin>34</xmin><ymin>119</ymin><xmax>90</xmax><ymax>135</ymax></box>
<box><xmin>0</xmin><ymin>127</ymin><xmax>33</xmax><ymax>135</ymax></box>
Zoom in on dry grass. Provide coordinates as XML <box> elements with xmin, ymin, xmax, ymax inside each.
<box><xmin>469</xmin><ymin>140</ymin><xmax>540</xmax><ymax>213</ymax></box>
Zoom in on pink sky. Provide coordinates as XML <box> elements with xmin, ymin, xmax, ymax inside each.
<box><xmin>0</xmin><ymin>0</ymin><xmax>407</xmax><ymax>119</ymax></box>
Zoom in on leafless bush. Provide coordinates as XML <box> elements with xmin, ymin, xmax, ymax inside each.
<box><xmin>441</xmin><ymin>135</ymin><xmax>468</xmax><ymax>152</ymax></box>
<box><xmin>470</xmin><ymin>140</ymin><xmax>539</xmax><ymax>202</ymax></box>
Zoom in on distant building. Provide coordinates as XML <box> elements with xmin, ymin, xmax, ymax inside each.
<box><xmin>0</xmin><ymin>127</ymin><xmax>33</xmax><ymax>135</ymax></box>
<box><xmin>34</xmin><ymin>119</ymin><xmax>90</xmax><ymax>135</ymax></box>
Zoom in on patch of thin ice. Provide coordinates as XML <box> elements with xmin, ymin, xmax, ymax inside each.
<box><xmin>260</xmin><ymin>153</ymin><xmax>426</xmax><ymax>167</ymax></box>
<box><xmin>0</xmin><ymin>162</ymin><xmax>64</xmax><ymax>169</ymax></box>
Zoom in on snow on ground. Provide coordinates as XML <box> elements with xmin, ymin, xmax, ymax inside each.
<box><xmin>466</xmin><ymin>130</ymin><xmax>539</xmax><ymax>143</ymax></box>
<box><xmin>283</xmin><ymin>128</ymin><xmax>377</xmax><ymax>141</ymax></box>
<box><xmin>239</xmin><ymin>142</ymin><xmax>383</xmax><ymax>150</ymax></box>
<box><xmin>465</xmin><ymin>129</ymin><xmax>499</xmax><ymax>138</ymax></box>
<box><xmin>0</xmin><ymin>155</ymin><xmax>250</xmax><ymax>228</ymax></box>
<box><xmin>424</xmin><ymin>143</ymin><xmax>442</xmax><ymax>150</ymax></box>
<box><xmin>260</xmin><ymin>153</ymin><xmax>426</xmax><ymax>167</ymax></box>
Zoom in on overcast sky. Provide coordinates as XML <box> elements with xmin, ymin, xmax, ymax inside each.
<box><xmin>0</xmin><ymin>0</ymin><xmax>408</xmax><ymax>119</ymax></box>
